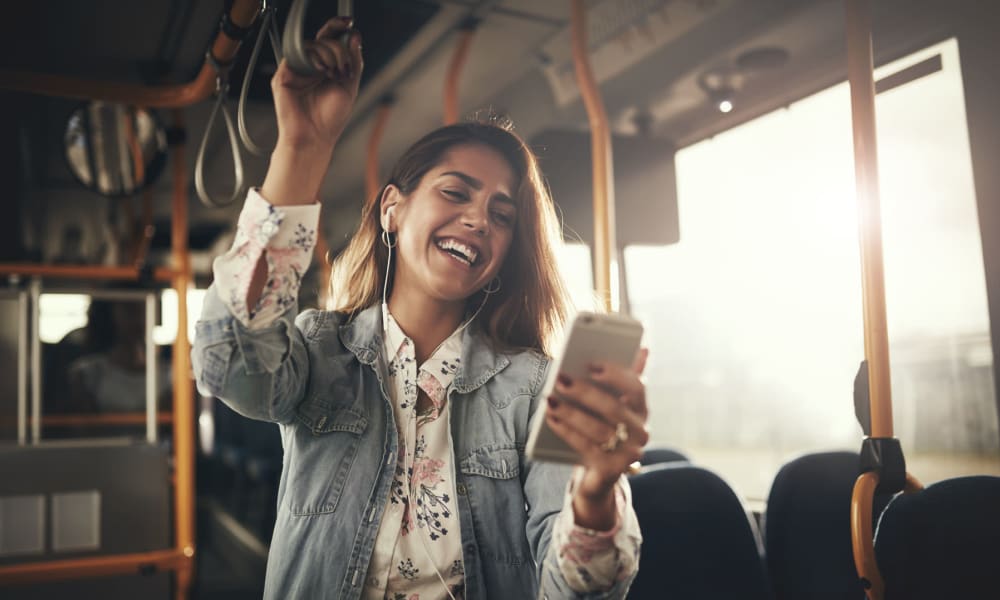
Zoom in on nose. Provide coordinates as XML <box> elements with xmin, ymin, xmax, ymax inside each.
<box><xmin>460</xmin><ymin>203</ymin><xmax>489</xmax><ymax>236</ymax></box>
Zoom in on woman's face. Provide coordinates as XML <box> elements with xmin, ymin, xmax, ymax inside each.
<box><xmin>388</xmin><ymin>143</ymin><xmax>518</xmax><ymax>306</ymax></box>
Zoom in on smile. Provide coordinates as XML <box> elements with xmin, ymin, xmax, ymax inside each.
<box><xmin>435</xmin><ymin>237</ymin><xmax>480</xmax><ymax>266</ymax></box>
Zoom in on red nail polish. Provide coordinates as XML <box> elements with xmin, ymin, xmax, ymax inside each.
<box><xmin>557</xmin><ymin>374</ymin><xmax>571</xmax><ymax>387</ymax></box>
<box><xmin>547</xmin><ymin>397</ymin><xmax>559</xmax><ymax>409</ymax></box>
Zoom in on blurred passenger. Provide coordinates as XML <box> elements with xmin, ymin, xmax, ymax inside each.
<box><xmin>67</xmin><ymin>299</ymin><xmax>171</xmax><ymax>413</ymax></box>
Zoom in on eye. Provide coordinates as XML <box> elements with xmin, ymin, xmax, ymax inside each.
<box><xmin>492</xmin><ymin>210</ymin><xmax>515</xmax><ymax>226</ymax></box>
<box><xmin>442</xmin><ymin>189</ymin><xmax>468</xmax><ymax>201</ymax></box>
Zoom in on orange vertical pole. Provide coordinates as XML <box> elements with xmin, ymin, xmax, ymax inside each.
<box><xmin>443</xmin><ymin>24</ymin><xmax>477</xmax><ymax>125</ymax></box>
<box><xmin>846</xmin><ymin>0</ymin><xmax>893</xmax><ymax>438</ymax></box>
<box><xmin>365</xmin><ymin>99</ymin><xmax>394</xmax><ymax>203</ymax></box>
<box><xmin>570</xmin><ymin>0</ymin><xmax>616</xmax><ymax>312</ymax></box>
<box><xmin>169</xmin><ymin>109</ymin><xmax>196</xmax><ymax>600</ymax></box>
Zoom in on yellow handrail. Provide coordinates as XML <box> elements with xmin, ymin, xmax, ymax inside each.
<box><xmin>570</xmin><ymin>0</ymin><xmax>617</xmax><ymax>312</ymax></box>
<box><xmin>443</xmin><ymin>23</ymin><xmax>477</xmax><ymax>125</ymax></box>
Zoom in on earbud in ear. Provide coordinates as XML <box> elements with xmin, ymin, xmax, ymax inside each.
<box><xmin>385</xmin><ymin>206</ymin><xmax>396</xmax><ymax>231</ymax></box>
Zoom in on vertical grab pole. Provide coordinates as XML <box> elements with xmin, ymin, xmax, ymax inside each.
<box><xmin>570</xmin><ymin>0</ymin><xmax>617</xmax><ymax>312</ymax></box>
<box><xmin>366</xmin><ymin>97</ymin><xmax>395</xmax><ymax>203</ymax></box>
<box><xmin>17</xmin><ymin>291</ymin><xmax>28</xmax><ymax>445</ymax></box>
<box><xmin>846</xmin><ymin>0</ymin><xmax>893</xmax><ymax>439</ymax></box>
<box><xmin>169</xmin><ymin>109</ymin><xmax>196</xmax><ymax>600</ymax></box>
<box><xmin>145</xmin><ymin>292</ymin><xmax>157</xmax><ymax>444</ymax></box>
<box><xmin>443</xmin><ymin>20</ymin><xmax>478</xmax><ymax>125</ymax></box>
<box><xmin>29</xmin><ymin>278</ymin><xmax>41</xmax><ymax>444</ymax></box>
<box><xmin>845</xmin><ymin>2</ymin><xmax>894</xmax><ymax>598</ymax></box>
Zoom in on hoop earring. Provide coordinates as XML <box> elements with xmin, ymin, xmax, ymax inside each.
<box><xmin>482</xmin><ymin>275</ymin><xmax>501</xmax><ymax>294</ymax></box>
<box><xmin>381</xmin><ymin>230</ymin><xmax>397</xmax><ymax>248</ymax></box>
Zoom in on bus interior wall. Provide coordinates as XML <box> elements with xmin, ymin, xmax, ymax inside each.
<box><xmin>1</xmin><ymin>1</ymin><xmax>999</xmax><ymax>599</ymax></box>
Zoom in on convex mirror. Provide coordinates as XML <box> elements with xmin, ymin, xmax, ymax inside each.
<box><xmin>64</xmin><ymin>102</ymin><xmax>168</xmax><ymax>196</ymax></box>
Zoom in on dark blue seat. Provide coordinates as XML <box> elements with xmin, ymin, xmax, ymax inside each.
<box><xmin>763</xmin><ymin>451</ymin><xmax>890</xmax><ymax>600</ymax></box>
<box><xmin>639</xmin><ymin>446</ymin><xmax>689</xmax><ymax>465</ymax></box>
<box><xmin>874</xmin><ymin>475</ymin><xmax>1000</xmax><ymax>599</ymax></box>
<box><xmin>627</xmin><ymin>463</ymin><xmax>773</xmax><ymax>600</ymax></box>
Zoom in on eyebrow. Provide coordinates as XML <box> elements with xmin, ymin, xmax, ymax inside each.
<box><xmin>440</xmin><ymin>171</ymin><xmax>515</xmax><ymax>206</ymax></box>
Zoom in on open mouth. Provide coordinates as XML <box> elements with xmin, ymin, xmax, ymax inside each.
<box><xmin>435</xmin><ymin>237</ymin><xmax>480</xmax><ymax>267</ymax></box>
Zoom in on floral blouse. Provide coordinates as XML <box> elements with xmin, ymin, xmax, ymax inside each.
<box><xmin>213</xmin><ymin>189</ymin><xmax>641</xmax><ymax>598</ymax></box>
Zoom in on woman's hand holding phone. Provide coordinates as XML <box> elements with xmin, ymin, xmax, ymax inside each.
<box><xmin>544</xmin><ymin>348</ymin><xmax>650</xmax><ymax>531</ymax></box>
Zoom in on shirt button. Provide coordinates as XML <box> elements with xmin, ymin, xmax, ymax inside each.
<box><xmin>456</xmin><ymin>483</ymin><xmax>467</xmax><ymax>496</ymax></box>
<box><xmin>261</xmin><ymin>221</ymin><xmax>278</xmax><ymax>236</ymax></box>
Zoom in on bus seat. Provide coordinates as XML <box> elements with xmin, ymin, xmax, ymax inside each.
<box><xmin>874</xmin><ymin>475</ymin><xmax>1000</xmax><ymax>599</ymax></box>
<box><xmin>627</xmin><ymin>463</ymin><xmax>773</xmax><ymax>600</ymax></box>
<box><xmin>763</xmin><ymin>451</ymin><xmax>892</xmax><ymax>599</ymax></box>
<box><xmin>640</xmin><ymin>446</ymin><xmax>689</xmax><ymax>465</ymax></box>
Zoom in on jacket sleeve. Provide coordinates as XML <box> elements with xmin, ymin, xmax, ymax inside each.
<box><xmin>190</xmin><ymin>188</ymin><xmax>322</xmax><ymax>424</ymax></box>
<box><xmin>522</xmin><ymin>357</ymin><xmax>639</xmax><ymax>600</ymax></box>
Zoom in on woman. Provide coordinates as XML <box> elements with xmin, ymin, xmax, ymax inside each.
<box><xmin>193</xmin><ymin>17</ymin><xmax>649</xmax><ymax>599</ymax></box>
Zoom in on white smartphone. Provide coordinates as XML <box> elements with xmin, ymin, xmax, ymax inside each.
<box><xmin>525</xmin><ymin>311</ymin><xmax>644</xmax><ymax>464</ymax></box>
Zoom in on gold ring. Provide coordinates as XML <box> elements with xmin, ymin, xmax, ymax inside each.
<box><xmin>601</xmin><ymin>422</ymin><xmax>629</xmax><ymax>452</ymax></box>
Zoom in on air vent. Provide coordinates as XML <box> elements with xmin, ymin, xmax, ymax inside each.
<box><xmin>540</xmin><ymin>0</ymin><xmax>734</xmax><ymax>106</ymax></box>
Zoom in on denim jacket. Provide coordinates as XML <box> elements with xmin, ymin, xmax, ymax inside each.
<box><xmin>192</xmin><ymin>286</ymin><xmax>636</xmax><ymax>599</ymax></box>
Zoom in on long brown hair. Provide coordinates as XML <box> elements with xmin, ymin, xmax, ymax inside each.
<box><xmin>328</xmin><ymin>120</ymin><xmax>570</xmax><ymax>356</ymax></box>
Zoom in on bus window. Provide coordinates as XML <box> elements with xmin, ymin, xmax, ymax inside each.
<box><xmin>627</xmin><ymin>38</ymin><xmax>1000</xmax><ymax>503</ymax></box>
<box><xmin>556</xmin><ymin>241</ymin><xmax>600</xmax><ymax>313</ymax></box>
<box><xmin>153</xmin><ymin>288</ymin><xmax>207</xmax><ymax>345</ymax></box>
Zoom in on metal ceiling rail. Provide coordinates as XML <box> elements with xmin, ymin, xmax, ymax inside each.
<box><xmin>0</xmin><ymin>0</ymin><xmax>261</xmax><ymax>107</ymax></box>
<box><xmin>570</xmin><ymin>0</ymin><xmax>617</xmax><ymax>313</ymax></box>
<box><xmin>343</xmin><ymin>0</ymin><xmax>505</xmax><ymax>140</ymax></box>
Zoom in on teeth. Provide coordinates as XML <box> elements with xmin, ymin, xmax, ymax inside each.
<box><xmin>436</xmin><ymin>238</ymin><xmax>478</xmax><ymax>265</ymax></box>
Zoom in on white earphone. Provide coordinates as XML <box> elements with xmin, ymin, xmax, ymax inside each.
<box><xmin>385</xmin><ymin>205</ymin><xmax>396</xmax><ymax>232</ymax></box>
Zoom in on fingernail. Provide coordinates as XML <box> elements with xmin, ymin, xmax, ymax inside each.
<box><xmin>548</xmin><ymin>414</ymin><xmax>560</xmax><ymax>424</ymax></box>
<box><xmin>557</xmin><ymin>374</ymin><xmax>572</xmax><ymax>387</ymax></box>
<box><xmin>588</xmin><ymin>363</ymin><xmax>604</xmax><ymax>375</ymax></box>
<box><xmin>547</xmin><ymin>397</ymin><xmax>559</xmax><ymax>409</ymax></box>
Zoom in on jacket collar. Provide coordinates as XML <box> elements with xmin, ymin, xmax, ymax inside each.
<box><xmin>339</xmin><ymin>303</ymin><xmax>510</xmax><ymax>393</ymax></box>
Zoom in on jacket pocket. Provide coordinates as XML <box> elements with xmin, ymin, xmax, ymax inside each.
<box><xmin>287</xmin><ymin>403</ymin><xmax>369</xmax><ymax>516</ymax></box>
<box><xmin>459</xmin><ymin>445</ymin><xmax>531</xmax><ymax>566</ymax></box>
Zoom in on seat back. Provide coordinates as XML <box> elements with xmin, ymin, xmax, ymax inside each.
<box><xmin>628</xmin><ymin>463</ymin><xmax>772</xmax><ymax>600</ymax></box>
<box><xmin>764</xmin><ymin>451</ymin><xmax>891</xmax><ymax>600</ymax></box>
<box><xmin>875</xmin><ymin>475</ymin><xmax>1000</xmax><ymax>599</ymax></box>
<box><xmin>639</xmin><ymin>446</ymin><xmax>689</xmax><ymax>466</ymax></box>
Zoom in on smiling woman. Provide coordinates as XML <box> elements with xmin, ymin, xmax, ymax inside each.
<box><xmin>191</xmin><ymin>16</ymin><xmax>647</xmax><ymax>600</ymax></box>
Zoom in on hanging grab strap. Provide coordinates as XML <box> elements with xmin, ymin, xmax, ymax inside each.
<box><xmin>195</xmin><ymin>52</ymin><xmax>245</xmax><ymax>208</ymax></box>
<box><xmin>238</xmin><ymin>2</ymin><xmax>283</xmax><ymax>156</ymax></box>
<box><xmin>282</xmin><ymin>0</ymin><xmax>353</xmax><ymax>76</ymax></box>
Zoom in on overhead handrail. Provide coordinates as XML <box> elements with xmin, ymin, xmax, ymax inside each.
<box><xmin>194</xmin><ymin>53</ymin><xmax>245</xmax><ymax>208</ymax></box>
<box><xmin>843</xmin><ymin>2</ymin><xmax>924</xmax><ymax>598</ymax></box>
<box><xmin>570</xmin><ymin>0</ymin><xmax>617</xmax><ymax>313</ymax></box>
<box><xmin>283</xmin><ymin>0</ymin><xmax>354</xmax><ymax>77</ymax></box>
<box><xmin>443</xmin><ymin>18</ymin><xmax>479</xmax><ymax>125</ymax></box>
<box><xmin>0</xmin><ymin>0</ymin><xmax>261</xmax><ymax>108</ymax></box>
<box><xmin>0</xmin><ymin>263</ymin><xmax>175</xmax><ymax>281</ymax></box>
<box><xmin>238</xmin><ymin>1</ymin><xmax>283</xmax><ymax>156</ymax></box>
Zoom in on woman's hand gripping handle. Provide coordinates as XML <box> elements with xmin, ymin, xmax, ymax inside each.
<box><xmin>261</xmin><ymin>17</ymin><xmax>363</xmax><ymax>207</ymax></box>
